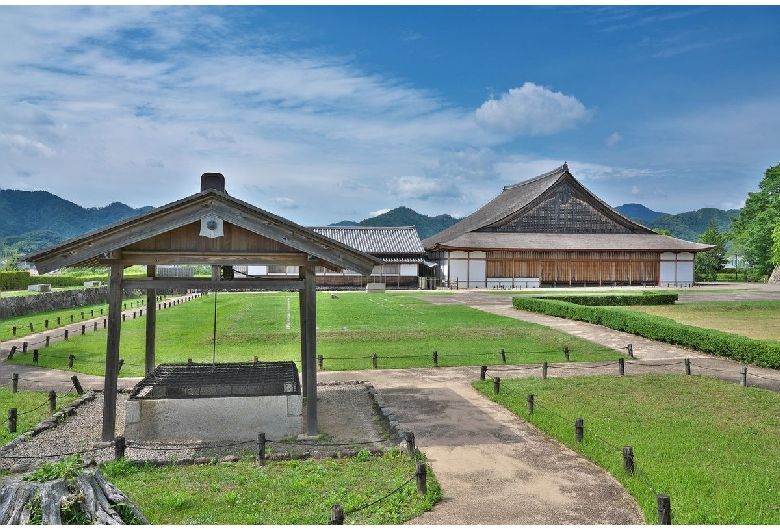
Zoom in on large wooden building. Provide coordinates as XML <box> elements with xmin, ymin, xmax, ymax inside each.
<box><xmin>422</xmin><ymin>164</ymin><xmax>713</xmax><ymax>288</ymax></box>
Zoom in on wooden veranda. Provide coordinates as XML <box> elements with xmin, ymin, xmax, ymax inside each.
<box><xmin>23</xmin><ymin>174</ymin><xmax>380</xmax><ymax>441</ymax></box>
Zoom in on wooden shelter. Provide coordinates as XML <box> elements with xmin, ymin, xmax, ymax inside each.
<box><xmin>423</xmin><ymin>164</ymin><xmax>714</xmax><ymax>288</ymax></box>
<box><xmin>23</xmin><ymin>173</ymin><xmax>380</xmax><ymax>441</ymax></box>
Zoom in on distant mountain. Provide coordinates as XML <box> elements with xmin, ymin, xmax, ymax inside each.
<box><xmin>329</xmin><ymin>206</ymin><xmax>460</xmax><ymax>240</ymax></box>
<box><xmin>649</xmin><ymin>208</ymin><xmax>741</xmax><ymax>242</ymax></box>
<box><xmin>614</xmin><ymin>203</ymin><xmax>667</xmax><ymax>224</ymax></box>
<box><xmin>0</xmin><ymin>189</ymin><xmax>153</xmax><ymax>255</ymax></box>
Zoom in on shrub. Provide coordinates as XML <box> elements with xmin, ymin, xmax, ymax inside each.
<box><xmin>0</xmin><ymin>270</ymin><xmax>31</xmax><ymax>290</ymax></box>
<box><xmin>534</xmin><ymin>292</ymin><xmax>678</xmax><ymax>306</ymax></box>
<box><xmin>512</xmin><ymin>296</ymin><xmax>780</xmax><ymax>369</ymax></box>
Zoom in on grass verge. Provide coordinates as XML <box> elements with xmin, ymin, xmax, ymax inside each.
<box><xmin>0</xmin><ymin>388</ymin><xmax>79</xmax><ymax>446</ymax></box>
<box><xmin>101</xmin><ymin>449</ymin><xmax>442</xmax><ymax>524</ymax></box>
<box><xmin>473</xmin><ymin>374</ymin><xmax>780</xmax><ymax>524</ymax></box>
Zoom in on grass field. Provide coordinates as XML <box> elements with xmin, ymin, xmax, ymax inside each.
<box><xmin>628</xmin><ymin>300</ymin><xmax>780</xmax><ymax>341</ymax></box>
<box><xmin>101</xmin><ymin>449</ymin><xmax>441</xmax><ymax>524</ymax></box>
<box><xmin>474</xmin><ymin>374</ymin><xmax>780</xmax><ymax>525</ymax></box>
<box><xmin>0</xmin><ymin>388</ymin><xmax>79</xmax><ymax>447</ymax></box>
<box><xmin>5</xmin><ymin>292</ymin><xmax>623</xmax><ymax>376</ymax></box>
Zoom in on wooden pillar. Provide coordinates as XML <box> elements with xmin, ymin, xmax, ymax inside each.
<box><xmin>145</xmin><ymin>265</ymin><xmax>156</xmax><ymax>376</ymax></box>
<box><xmin>298</xmin><ymin>267</ymin><xmax>307</xmax><ymax>397</ymax></box>
<box><xmin>304</xmin><ymin>261</ymin><xmax>318</xmax><ymax>436</ymax></box>
<box><xmin>102</xmin><ymin>264</ymin><xmax>124</xmax><ymax>442</ymax></box>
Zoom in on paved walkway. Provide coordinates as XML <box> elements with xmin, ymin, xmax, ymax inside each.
<box><xmin>2</xmin><ymin>285</ymin><xmax>780</xmax><ymax>524</ymax></box>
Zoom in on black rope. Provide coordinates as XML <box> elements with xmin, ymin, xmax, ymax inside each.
<box><xmin>345</xmin><ymin>474</ymin><xmax>417</xmax><ymax>515</ymax></box>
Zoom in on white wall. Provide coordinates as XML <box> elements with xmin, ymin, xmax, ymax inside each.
<box><xmin>660</xmin><ymin>252</ymin><xmax>695</xmax><ymax>287</ymax></box>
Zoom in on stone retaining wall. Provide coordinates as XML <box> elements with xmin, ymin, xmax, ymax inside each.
<box><xmin>0</xmin><ymin>287</ymin><xmax>110</xmax><ymax>319</ymax></box>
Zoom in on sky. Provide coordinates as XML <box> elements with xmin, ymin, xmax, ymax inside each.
<box><xmin>1</xmin><ymin>5</ymin><xmax>779</xmax><ymax>226</ymax></box>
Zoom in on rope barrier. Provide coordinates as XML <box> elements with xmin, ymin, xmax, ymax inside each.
<box><xmin>346</xmin><ymin>474</ymin><xmax>417</xmax><ymax>515</ymax></box>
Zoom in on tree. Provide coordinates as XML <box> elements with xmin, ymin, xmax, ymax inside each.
<box><xmin>772</xmin><ymin>218</ymin><xmax>780</xmax><ymax>267</ymax></box>
<box><xmin>732</xmin><ymin>163</ymin><xmax>780</xmax><ymax>277</ymax></box>
<box><xmin>695</xmin><ymin>220</ymin><xmax>727</xmax><ymax>281</ymax></box>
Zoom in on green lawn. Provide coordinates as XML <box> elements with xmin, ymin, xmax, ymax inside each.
<box><xmin>101</xmin><ymin>449</ymin><xmax>441</xmax><ymax>524</ymax></box>
<box><xmin>0</xmin><ymin>388</ymin><xmax>79</xmax><ymax>447</ymax></box>
<box><xmin>6</xmin><ymin>292</ymin><xmax>623</xmax><ymax>376</ymax></box>
<box><xmin>474</xmin><ymin>374</ymin><xmax>780</xmax><ymax>524</ymax></box>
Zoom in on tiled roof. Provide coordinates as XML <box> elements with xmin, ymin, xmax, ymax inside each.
<box><xmin>310</xmin><ymin>226</ymin><xmax>425</xmax><ymax>255</ymax></box>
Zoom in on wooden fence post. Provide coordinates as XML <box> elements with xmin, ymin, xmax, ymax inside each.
<box><xmin>45</xmin><ymin>319</ymin><xmax>49</xmax><ymax>328</ymax></box>
<box><xmin>29</xmin><ymin>322</ymin><xmax>33</xmax><ymax>332</ymax></box>
<box><xmin>684</xmin><ymin>358</ymin><xmax>691</xmax><ymax>375</ymax></box>
<box><xmin>22</xmin><ymin>342</ymin><xmax>27</xmax><ymax>353</ymax></box>
<box><xmin>71</xmin><ymin>375</ymin><xmax>84</xmax><ymax>395</ymax></box>
<box><xmin>622</xmin><ymin>446</ymin><xmax>634</xmax><ymax>475</ymax></box>
<box><xmin>493</xmin><ymin>377</ymin><xmax>501</xmax><ymax>394</ymax></box>
<box><xmin>500</xmin><ymin>348</ymin><xmax>506</xmax><ymax>364</ymax></box>
<box><xmin>563</xmin><ymin>346</ymin><xmax>570</xmax><ymax>361</ymax></box>
<box><xmin>527</xmin><ymin>394</ymin><xmax>534</xmax><ymax>415</ymax></box>
<box><xmin>330</xmin><ymin>504</ymin><xmax>344</xmax><ymax>525</ymax></box>
<box><xmin>433</xmin><ymin>350</ymin><xmax>438</xmax><ymax>367</ymax></box>
<box><xmin>405</xmin><ymin>431</ymin><xmax>416</xmax><ymax>459</ymax></box>
<box><xmin>416</xmin><ymin>462</ymin><xmax>427</xmax><ymax>496</ymax></box>
<box><xmin>64</xmin><ymin>329</ymin><xmax>69</xmax><ymax>340</ymax></box>
<box><xmin>115</xmin><ymin>436</ymin><xmax>126</xmax><ymax>460</ymax></box>
<box><xmin>741</xmin><ymin>366</ymin><xmax>747</xmax><ymax>387</ymax></box>
<box><xmin>372</xmin><ymin>353</ymin><xmax>378</xmax><ymax>369</ymax></box>
<box><xmin>480</xmin><ymin>366</ymin><xmax>487</xmax><ymax>381</ymax></box>
<box><xmin>619</xmin><ymin>357</ymin><xmax>625</xmax><ymax>376</ymax></box>
<box><xmin>68</xmin><ymin>354</ymin><xmax>75</xmax><ymax>368</ymax></box>
<box><xmin>575</xmin><ymin>418</ymin><xmax>584</xmax><ymax>443</ymax></box>
<box><xmin>11</xmin><ymin>373</ymin><xmax>19</xmax><ymax>393</ymax></box>
<box><xmin>33</xmin><ymin>350</ymin><xmax>38</xmax><ymax>363</ymax></box>
<box><xmin>542</xmin><ymin>361</ymin><xmax>548</xmax><ymax>379</ymax></box>
<box><xmin>657</xmin><ymin>494</ymin><xmax>672</xmax><ymax>524</ymax></box>
<box><xmin>257</xmin><ymin>432</ymin><xmax>266</xmax><ymax>465</ymax></box>
<box><xmin>48</xmin><ymin>391</ymin><xmax>56</xmax><ymax>413</ymax></box>
<box><xmin>81</xmin><ymin>325</ymin><xmax>85</xmax><ymax>335</ymax></box>
<box><xmin>626</xmin><ymin>343</ymin><xmax>634</xmax><ymax>358</ymax></box>
<box><xmin>8</xmin><ymin>408</ymin><xmax>17</xmax><ymax>433</ymax></box>
<box><xmin>318</xmin><ymin>355</ymin><xmax>324</xmax><ymax>369</ymax></box>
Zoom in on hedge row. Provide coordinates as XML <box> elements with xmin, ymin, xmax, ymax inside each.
<box><xmin>1</xmin><ymin>272</ymin><xmax>148</xmax><ymax>290</ymax></box>
<box><xmin>535</xmin><ymin>293</ymin><xmax>678</xmax><ymax>306</ymax></box>
<box><xmin>0</xmin><ymin>271</ymin><xmax>31</xmax><ymax>290</ymax></box>
<box><xmin>512</xmin><ymin>296</ymin><xmax>780</xmax><ymax>369</ymax></box>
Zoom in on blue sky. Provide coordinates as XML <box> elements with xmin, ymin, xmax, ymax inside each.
<box><xmin>1</xmin><ymin>5</ymin><xmax>779</xmax><ymax>225</ymax></box>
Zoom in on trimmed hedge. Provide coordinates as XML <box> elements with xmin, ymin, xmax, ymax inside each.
<box><xmin>0</xmin><ymin>271</ymin><xmax>31</xmax><ymax>290</ymax></box>
<box><xmin>1</xmin><ymin>272</ymin><xmax>149</xmax><ymax>291</ymax></box>
<box><xmin>512</xmin><ymin>296</ymin><xmax>780</xmax><ymax>369</ymax></box>
<box><xmin>536</xmin><ymin>293</ymin><xmax>678</xmax><ymax>306</ymax></box>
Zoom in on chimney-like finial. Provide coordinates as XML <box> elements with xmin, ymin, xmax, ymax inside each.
<box><xmin>201</xmin><ymin>173</ymin><xmax>226</xmax><ymax>192</ymax></box>
<box><xmin>562</xmin><ymin>162</ymin><xmax>569</xmax><ymax>172</ymax></box>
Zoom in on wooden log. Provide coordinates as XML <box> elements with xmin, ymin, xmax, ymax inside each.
<box><xmin>330</xmin><ymin>504</ymin><xmax>344</xmax><ymax>525</ymax></box>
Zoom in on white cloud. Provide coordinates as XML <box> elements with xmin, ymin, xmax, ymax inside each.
<box><xmin>475</xmin><ymin>82</ymin><xmax>593</xmax><ymax>136</ymax></box>
<box><xmin>0</xmin><ymin>133</ymin><xmax>56</xmax><ymax>157</ymax></box>
<box><xmin>388</xmin><ymin>175</ymin><xmax>459</xmax><ymax>200</ymax></box>
<box><xmin>369</xmin><ymin>208</ymin><xmax>392</xmax><ymax>217</ymax></box>
<box><xmin>631</xmin><ymin>186</ymin><xmax>640</xmax><ymax>194</ymax></box>
<box><xmin>274</xmin><ymin>197</ymin><xmax>298</xmax><ymax>209</ymax></box>
<box><xmin>605</xmin><ymin>132</ymin><xmax>622</xmax><ymax>147</ymax></box>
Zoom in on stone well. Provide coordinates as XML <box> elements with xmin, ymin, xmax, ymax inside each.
<box><xmin>124</xmin><ymin>361</ymin><xmax>302</xmax><ymax>442</ymax></box>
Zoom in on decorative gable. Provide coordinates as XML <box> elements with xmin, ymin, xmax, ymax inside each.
<box><xmin>479</xmin><ymin>175</ymin><xmax>648</xmax><ymax>234</ymax></box>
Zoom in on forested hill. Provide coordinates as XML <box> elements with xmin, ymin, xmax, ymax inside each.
<box><xmin>0</xmin><ymin>189</ymin><xmax>152</xmax><ymax>255</ymax></box>
<box><xmin>614</xmin><ymin>204</ymin><xmax>740</xmax><ymax>242</ymax></box>
<box><xmin>329</xmin><ymin>206</ymin><xmax>461</xmax><ymax>240</ymax></box>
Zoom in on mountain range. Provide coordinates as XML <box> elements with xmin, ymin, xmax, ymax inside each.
<box><xmin>0</xmin><ymin>189</ymin><xmax>739</xmax><ymax>257</ymax></box>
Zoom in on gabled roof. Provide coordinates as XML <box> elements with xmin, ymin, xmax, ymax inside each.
<box><xmin>310</xmin><ymin>226</ymin><xmax>424</xmax><ymax>255</ymax></box>
<box><xmin>24</xmin><ymin>184</ymin><xmax>381</xmax><ymax>275</ymax></box>
<box><xmin>422</xmin><ymin>163</ymin><xmax>711</xmax><ymax>253</ymax></box>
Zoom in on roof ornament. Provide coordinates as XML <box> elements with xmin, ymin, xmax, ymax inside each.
<box><xmin>562</xmin><ymin>162</ymin><xmax>569</xmax><ymax>172</ymax></box>
<box><xmin>200</xmin><ymin>211</ymin><xmax>224</xmax><ymax>238</ymax></box>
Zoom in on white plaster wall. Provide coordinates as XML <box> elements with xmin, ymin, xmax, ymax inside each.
<box><xmin>125</xmin><ymin>395</ymin><xmax>302</xmax><ymax>442</ymax></box>
<box><xmin>400</xmin><ymin>263</ymin><xmax>418</xmax><ymax>276</ymax></box>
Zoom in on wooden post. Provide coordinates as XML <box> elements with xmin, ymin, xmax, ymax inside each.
<box><xmin>304</xmin><ymin>262</ymin><xmax>318</xmax><ymax>436</ymax></box>
<box><xmin>622</xmin><ymin>446</ymin><xmax>635</xmax><ymax>475</ymax></box>
<box><xmin>11</xmin><ymin>326</ymin><xmax>15</xmax><ymax>336</ymax></box>
<box><xmin>298</xmin><ymin>268</ymin><xmax>307</xmax><ymax>398</ymax></box>
<box><xmin>619</xmin><ymin>357</ymin><xmax>625</xmax><ymax>376</ymax></box>
<box><xmin>372</xmin><ymin>352</ymin><xmax>378</xmax><ymax>369</ymax></box>
<box><xmin>22</xmin><ymin>342</ymin><xmax>27</xmax><ymax>353</ymax></box>
<box><xmin>71</xmin><ymin>375</ymin><xmax>84</xmax><ymax>395</ymax></box>
<box><xmin>657</xmin><ymin>494</ymin><xmax>672</xmax><ymax>524</ymax></box>
<box><xmin>45</xmin><ymin>336</ymin><xmax>49</xmax><ymax>347</ymax></box>
<box><xmin>70</xmin><ymin>314</ymin><xmax>74</xmax><ymax>323</ymax></box>
<box><xmin>405</xmin><ymin>431</ymin><xmax>416</xmax><ymax>459</ymax></box>
<box><xmin>118</xmin><ymin>358</ymin><xmax>124</xmax><ymax>373</ymax></box>
<box><xmin>7</xmin><ymin>346</ymin><xmax>15</xmax><ymax>359</ymax></box>
<box><xmin>684</xmin><ymin>358</ymin><xmax>691</xmax><ymax>375</ymax></box>
<box><xmin>257</xmin><ymin>432</ymin><xmax>266</xmax><ymax>465</ymax></box>
<box><xmin>493</xmin><ymin>376</ymin><xmax>500</xmax><ymax>394</ymax></box>
<box><xmin>627</xmin><ymin>343</ymin><xmax>634</xmax><ymax>358</ymax></box>
<box><xmin>145</xmin><ymin>266</ymin><xmax>157</xmax><ymax>377</ymax></box>
<box><xmin>527</xmin><ymin>394</ymin><xmax>534</xmax><ymax>414</ymax></box>
<box><xmin>416</xmin><ymin>462</ymin><xmax>427</xmax><ymax>496</ymax></box>
<box><xmin>741</xmin><ymin>366</ymin><xmax>747</xmax><ymax>387</ymax></box>
<box><xmin>187</xmin><ymin>358</ymin><xmax>192</xmax><ymax>366</ymax></box>
<box><xmin>563</xmin><ymin>346</ymin><xmax>569</xmax><ymax>361</ymax></box>
<box><xmin>12</xmin><ymin>373</ymin><xmax>18</xmax><ymax>393</ymax></box>
<box><xmin>480</xmin><ymin>365</ymin><xmax>487</xmax><ymax>381</ymax></box>
<box><xmin>575</xmin><ymin>418</ymin><xmax>584</xmax><ymax>443</ymax></box>
<box><xmin>330</xmin><ymin>504</ymin><xmax>344</xmax><ymax>525</ymax></box>
<box><xmin>29</xmin><ymin>322</ymin><xmax>33</xmax><ymax>332</ymax></box>
<box><xmin>102</xmin><ymin>264</ymin><xmax>124</xmax><ymax>442</ymax></box>
<box><xmin>57</xmin><ymin>317</ymin><xmax>61</xmax><ymax>326</ymax></box>
<box><xmin>64</xmin><ymin>329</ymin><xmax>68</xmax><ymax>340</ymax></box>
<box><xmin>115</xmin><ymin>436</ymin><xmax>126</xmax><ymax>460</ymax></box>
<box><xmin>433</xmin><ymin>350</ymin><xmax>438</xmax><ymax>367</ymax></box>
<box><xmin>93</xmin><ymin>322</ymin><xmax>98</xmax><ymax>331</ymax></box>
<box><xmin>8</xmin><ymin>408</ymin><xmax>17</xmax><ymax>433</ymax></box>
<box><xmin>318</xmin><ymin>354</ymin><xmax>323</xmax><ymax>369</ymax></box>
<box><xmin>500</xmin><ymin>348</ymin><xmax>506</xmax><ymax>363</ymax></box>
<box><xmin>48</xmin><ymin>391</ymin><xmax>56</xmax><ymax>413</ymax></box>
<box><xmin>32</xmin><ymin>350</ymin><xmax>38</xmax><ymax>363</ymax></box>
<box><xmin>45</xmin><ymin>319</ymin><xmax>49</xmax><ymax>328</ymax></box>
<box><xmin>542</xmin><ymin>361</ymin><xmax>548</xmax><ymax>379</ymax></box>
<box><xmin>68</xmin><ymin>354</ymin><xmax>75</xmax><ymax>368</ymax></box>
<box><xmin>81</xmin><ymin>324</ymin><xmax>86</xmax><ymax>335</ymax></box>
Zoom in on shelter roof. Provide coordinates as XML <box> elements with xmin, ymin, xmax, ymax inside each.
<box><xmin>24</xmin><ymin>177</ymin><xmax>381</xmax><ymax>275</ymax></box>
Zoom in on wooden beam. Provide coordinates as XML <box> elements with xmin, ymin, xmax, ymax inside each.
<box><xmin>102</xmin><ymin>264</ymin><xmax>124</xmax><ymax>442</ymax></box>
<box><xmin>109</xmin><ymin>251</ymin><xmax>320</xmax><ymax>267</ymax></box>
<box><xmin>298</xmin><ymin>267</ymin><xmax>307</xmax><ymax>398</ymax></box>
<box><xmin>145</xmin><ymin>265</ymin><xmax>156</xmax><ymax>376</ymax></box>
<box><xmin>304</xmin><ymin>262</ymin><xmax>317</xmax><ymax>436</ymax></box>
<box><xmin>121</xmin><ymin>278</ymin><xmax>305</xmax><ymax>291</ymax></box>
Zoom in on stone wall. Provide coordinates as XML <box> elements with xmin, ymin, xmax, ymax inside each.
<box><xmin>0</xmin><ymin>287</ymin><xmax>110</xmax><ymax>319</ymax></box>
